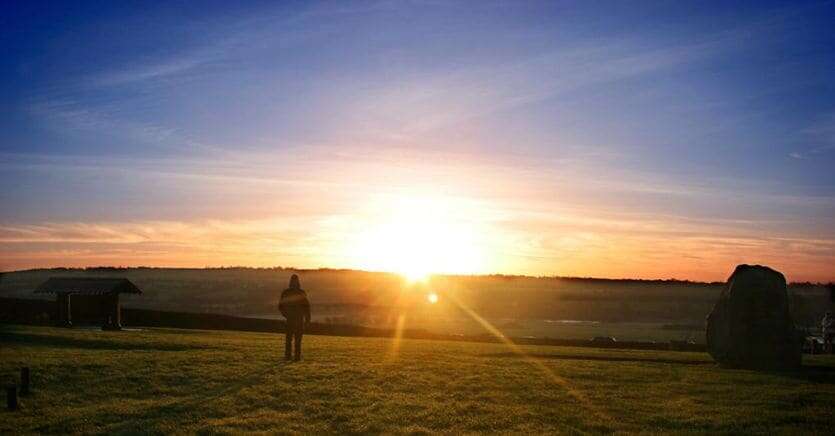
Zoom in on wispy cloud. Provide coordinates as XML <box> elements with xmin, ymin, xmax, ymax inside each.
<box><xmin>26</xmin><ymin>98</ymin><xmax>225</xmax><ymax>155</ymax></box>
<box><xmin>91</xmin><ymin>54</ymin><xmax>220</xmax><ymax>88</ymax></box>
<box><xmin>2</xmin><ymin>159</ymin><xmax>833</xmax><ymax>280</ymax></box>
<box><xmin>3</xmin><ymin>206</ymin><xmax>834</xmax><ymax>281</ymax></box>
<box><xmin>791</xmin><ymin>111</ymin><xmax>835</xmax><ymax>158</ymax></box>
<box><xmin>344</xmin><ymin>21</ymin><xmax>757</xmax><ymax>138</ymax></box>
<box><xmin>0</xmin><ymin>219</ymin><xmax>317</xmax><ymax>270</ymax></box>
<box><xmin>21</xmin><ymin>4</ymin><xmax>346</xmax><ymax>156</ymax></box>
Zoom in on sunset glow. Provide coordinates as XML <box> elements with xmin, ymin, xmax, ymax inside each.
<box><xmin>346</xmin><ymin>194</ymin><xmax>489</xmax><ymax>280</ymax></box>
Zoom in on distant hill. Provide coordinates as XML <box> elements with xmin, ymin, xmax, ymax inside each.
<box><xmin>0</xmin><ymin>267</ymin><xmax>829</xmax><ymax>328</ymax></box>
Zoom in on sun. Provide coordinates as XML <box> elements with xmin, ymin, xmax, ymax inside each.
<box><xmin>427</xmin><ymin>292</ymin><xmax>439</xmax><ymax>304</ymax></box>
<box><xmin>402</xmin><ymin>265</ymin><xmax>431</xmax><ymax>283</ymax></box>
<box><xmin>348</xmin><ymin>194</ymin><xmax>487</xmax><ymax>281</ymax></box>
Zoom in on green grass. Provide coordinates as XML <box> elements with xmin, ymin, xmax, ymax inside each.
<box><xmin>1</xmin><ymin>325</ymin><xmax>834</xmax><ymax>434</ymax></box>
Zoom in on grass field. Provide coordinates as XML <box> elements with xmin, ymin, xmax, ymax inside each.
<box><xmin>2</xmin><ymin>325</ymin><xmax>834</xmax><ymax>434</ymax></box>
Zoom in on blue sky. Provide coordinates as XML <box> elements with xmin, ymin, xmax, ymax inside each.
<box><xmin>1</xmin><ymin>1</ymin><xmax>834</xmax><ymax>280</ymax></box>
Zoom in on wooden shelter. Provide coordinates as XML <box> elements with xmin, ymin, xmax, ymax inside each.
<box><xmin>35</xmin><ymin>277</ymin><xmax>142</xmax><ymax>330</ymax></box>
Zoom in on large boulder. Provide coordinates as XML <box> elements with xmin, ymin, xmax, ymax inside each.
<box><xmin>706</xmin><ymin>264</ymin><xmax>801</xmax><ymax>369</ymax></box>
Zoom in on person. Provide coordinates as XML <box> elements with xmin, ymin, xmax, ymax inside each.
<box><xmin>823</xmin><ymin>311</ymin><xmax>834</xmax><ymax>354</ymax></box>
<box><xmin>279</xmin><ymin>274</ymin><xmax>311</xmax><ymax>361</ymax></box>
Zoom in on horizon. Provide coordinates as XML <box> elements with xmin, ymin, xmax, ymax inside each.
<box><xmin>2</xmin><ymin>1</ymin><xmax>835</xmax><ymax>282</ymax></box>
<box><xmin>3</xmin><ymin>264</ymin><xmax>832</xmax><ymax>286</ymax></box>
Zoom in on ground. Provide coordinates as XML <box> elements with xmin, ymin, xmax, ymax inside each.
<box><xmin>1</xmin><ymin>325</ymin><xmax>834</xmax><ymax>434</ymax></box>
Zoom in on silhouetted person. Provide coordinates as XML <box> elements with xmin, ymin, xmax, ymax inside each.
<box><xmin>823</xmin><ymin>311</ymin><xmax>833</xmax><ymax>354</ymax></box>
<box><xmin>279</xmin><ymin>274</ymin><xmax>310</xmax><ymax>361</ymax></box>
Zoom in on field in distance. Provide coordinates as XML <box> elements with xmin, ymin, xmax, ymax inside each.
<box><xmin>2</xmin><ymin>325</ymin><xmax>834</xmax><ymax>434</ymax></box>
<box><xmin>3</xmin><ymin>268</ymin><xmax>830</xmax><ymax>343</ymax></box>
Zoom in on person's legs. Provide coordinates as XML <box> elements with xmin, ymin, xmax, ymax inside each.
<box><xmin>285</xmin><ymin>323</ymin><xmax>294</xmax><ymax>360</ymax></box>
<box><xmin>294</xmin><ymin>321</ymin><xmax>303</xmax><ymax>361</ymax></box>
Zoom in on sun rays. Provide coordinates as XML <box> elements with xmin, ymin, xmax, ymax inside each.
<box><xmin>384</xmin><ymin>279</ymin><xmax>613</xmax><ymax>428</ymax></box>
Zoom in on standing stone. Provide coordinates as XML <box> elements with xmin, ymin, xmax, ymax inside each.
<box><xmin>706</xmin><ymin>264</ymin><xmax>801</xmax><ymax>369</ymax></box>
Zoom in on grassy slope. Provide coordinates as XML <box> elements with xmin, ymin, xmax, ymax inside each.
<box><xmin>1</xmin><ymin>326</ymin><xmax>833</xmax><ymax>434</ymax></box>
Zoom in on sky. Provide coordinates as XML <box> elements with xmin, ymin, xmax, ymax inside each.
<box><xmin>1</xmin><ymin>0</ymin><xmax>834</xmax><ymax>281</ymax></box>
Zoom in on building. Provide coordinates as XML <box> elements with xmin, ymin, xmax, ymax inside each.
<box><xmin>34</xmin><ymin>277</ymin><xmax>142</xmax><ymax>330</ymax></box>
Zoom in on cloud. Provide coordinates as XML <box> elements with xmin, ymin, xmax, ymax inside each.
<box><xmin>91</xmin><ymin>54</ymin><xmax>219</xmax><ymax>88</ymax></box>
<box><xmin>82</xmin><ymin>1</ymin><xmax>367</xmax><ymax>90</ymax></box>
<box><xmin>796</xmin><ymin>111</ymin><xmax>835</xmax><ymax>157</ymax></box>
<box><xmin>3</xmin><ymin>205</ymin><xmax>834</xmax><ymax>281</ymax></box>
<box><xmin>20</xmin><ymin>4</ymin><xmax>349</xmax><ymax>156</ymax></box>
<box><xmin>343</xmin><ymin>20</ymin><xmax>757</xmax><ymax>138</ymax></box>
<box><xmin>4</xmin><ymin>140</ymin><xmax>835</xmax><ymax>221</ymax></box>
<box><xmin>0</xmin><ymin>219</ymin><xmax>320</xmax><ymax>270</ymax></box>
<box><xmin>3</xmin><ymin>145</ymin><xmax>834</xmax><ymax>281</ymax></box>
<box><xmin>26</xmin><ymin>98</ymin><xmax>224</xmax><ymax>155</ymax></box>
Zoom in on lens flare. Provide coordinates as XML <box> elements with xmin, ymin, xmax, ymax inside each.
<box><xmin>441</xmin><ymin>290</ymin><xmax>613</xmax><ymax>427</ymax></box>
<box><xmin>386</xmin><ymin>313</ymin><xmax>408</xmax><ymax>361</ymax></box>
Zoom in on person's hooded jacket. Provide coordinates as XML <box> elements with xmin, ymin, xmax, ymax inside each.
<box><xmin>279</xmin><ymin>274</ymin><xmax>311</xmax><ymax>322</ymax></box>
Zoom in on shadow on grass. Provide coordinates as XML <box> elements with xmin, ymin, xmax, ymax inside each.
<box><xmin>486</xmin><ymin>352</ymin><xmax>835</xmax><ymax>384</ymax></box>
<box><xmin>27</xmin><ymin>373</ymin><xmax>284</xmax><ymax>434</ymax></box>
<box><xmin>764</xmin><ymin>365</ymin><xmax>835</xmax><ymax>385</ymax></box>
<box><xmin>0</xmin><ymin>332</ymin><xmax>211</xmax><ymax>351</ymax></box>
<box><xmin>91</xmin><ymin>361</ymin><xmax>292</xmax><ymax>434</ymax></box>
<box><xmin>483</xmin><ymin>352</ymin><xmax>713</xmax><ymax>366</ymax></box>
